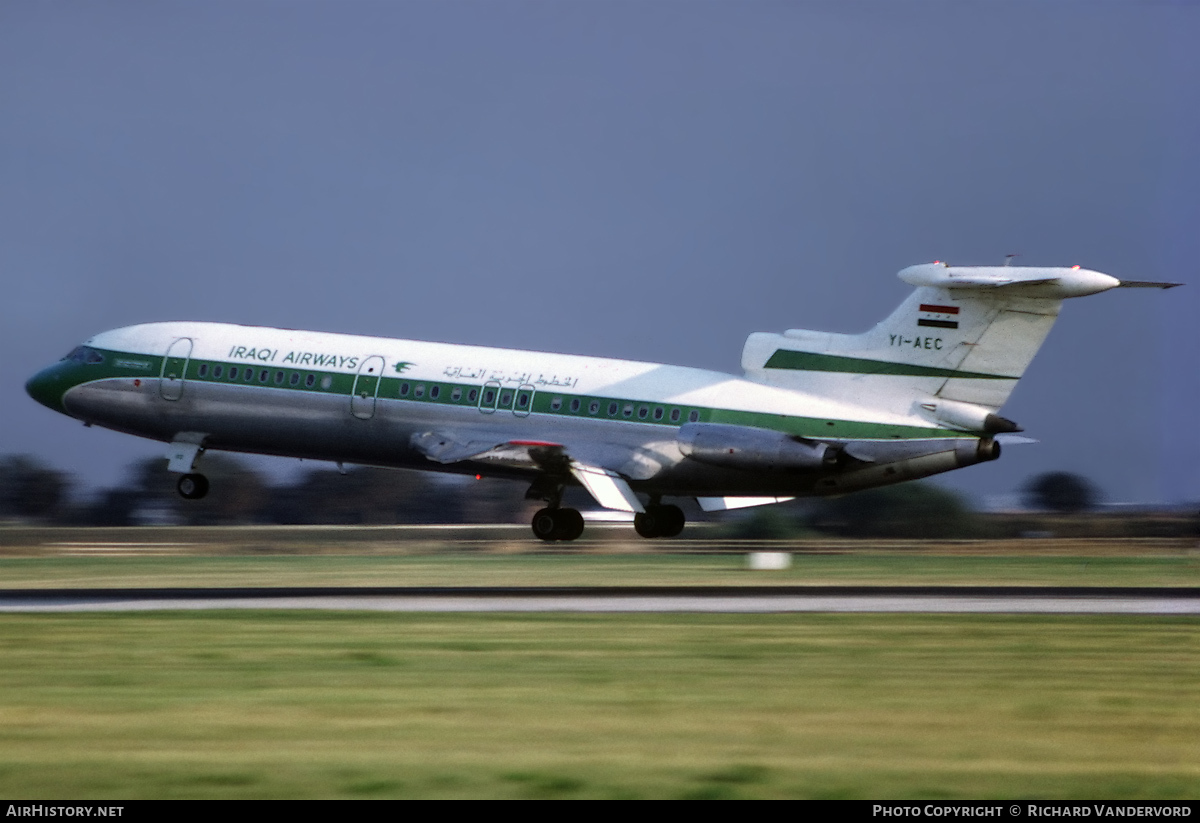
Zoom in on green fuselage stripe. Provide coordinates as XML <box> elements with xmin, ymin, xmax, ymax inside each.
<box><xmin>763</xmin><ymin>349</ymin><xmax>1016</xmax><ymax>381</ymax></box>
<box><xmin>50</xmin><ymin>348</ymin><xmax>965</xmax><ymax>442</ymax></box>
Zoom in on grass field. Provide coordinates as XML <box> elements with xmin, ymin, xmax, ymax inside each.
<box><xmin>1</xmin><ymin>536</ymin><xmax>1199</xmax><ymax>589</ymax></box>
<box><xmin>1</xmin><ymin>553</ymin><xmax>1199</xmax><ymax>589</ymax></box>
<box><xmin>1</xmin><ymin>530</ymin><xmax>1197</xmax><ymax>798</ymax></box>
<box><xmin>0</xmin><ymin>612</ymin><xmax>1195</xmax><ymax>799</ymax></box>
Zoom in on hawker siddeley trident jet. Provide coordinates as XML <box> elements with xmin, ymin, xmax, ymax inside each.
<box><xmin>26</xmin><ymin>262</ymin><xmax>1177</xmax><ymax>541</ymax></box>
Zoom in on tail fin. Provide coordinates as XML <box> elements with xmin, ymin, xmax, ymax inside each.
<box><xmin>742</xmin><ymin>263</ymin><xmax>1127</xmax><ymax>433</ymax></box>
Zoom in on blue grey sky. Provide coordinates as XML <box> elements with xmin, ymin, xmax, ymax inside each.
<box><xmin>2</xmin><ymin>1</ymin><xmax>1197</xmax><ymax>505</ymax></box>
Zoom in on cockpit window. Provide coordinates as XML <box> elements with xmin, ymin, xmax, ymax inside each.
<box><xmin>62</xmin><ymin>346</ymin><xmax>105</xmax><ymax>364</ymax></box>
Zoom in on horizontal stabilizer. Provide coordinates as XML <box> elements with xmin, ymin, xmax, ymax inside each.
<box><xmin>569</xmin><ymin>461</ymin><xmax>644</xmax><ymax>513</ymax></box>
<box><xmin>898</xmin><ymin>263</ymin><xmax>1121</xmax><ymax>297</ymax></box>
<box><xmin>1117</xmin><ymin>280</ymin><xmax>1184</xmax><ymax>289</ymax></box>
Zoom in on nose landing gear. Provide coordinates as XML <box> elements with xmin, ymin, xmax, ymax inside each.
<box><xmin>177</xmin><ymin>473</ymin><xmax>209</xmax><ymax>500</ymax></box>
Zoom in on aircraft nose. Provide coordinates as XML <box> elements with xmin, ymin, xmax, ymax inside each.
<box><xmin>25</xmin><ymin>364</ymin><xmax>68</xmax><ymax>414</ymax></box>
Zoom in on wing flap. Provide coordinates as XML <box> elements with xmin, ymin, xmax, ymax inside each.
<box><xmin>411</xmin><ymin>429</ymin><xmax>647</xmax><ymax>512</ymax></box>
<box><xmin>696</xmin><ymin>496</ymin><xmax>795</xmax><ymax>512</ymax></box>
<box><xmin>570</xmin><ymin>461</ymin><xmax>645</xmax><ymax>513</ymax></box>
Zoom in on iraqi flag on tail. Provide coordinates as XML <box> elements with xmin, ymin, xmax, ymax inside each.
<box><xmin>918</xmin><ymin>303</ymin><xmax>959</xmax><ymax>329</ymax></box>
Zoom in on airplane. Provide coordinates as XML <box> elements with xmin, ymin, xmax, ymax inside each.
<box><xmin>25</xmin><ymin>261</ymin><xmax>1178</xmax><ymax>541</ymax></box>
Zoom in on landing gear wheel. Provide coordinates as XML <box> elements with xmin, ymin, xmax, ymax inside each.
<box><xmin>634</xmin><ymin>504</ymin><xmax>685</xmax><ymax>538</ymax></box>
<box><xmin>558</xmin><ymin>508</ymin><xmax>585</xmax><ymax>541</ymax></box>
<box><xmin>531</xmin><ymin>507</ymin><xmax>586</xmax><ymax>542</ymax></box>
<box><xmin>177</xmin><ymin>473</ymin><xmax>209</xmax><ymax>500</ymax></box>
<box><xmin>532</xmin><ymin>508</ymin><xmax>559</xmax><ymax>541</ymax></box>
<box><xmin>634</xmin><ymin>510</ymin><xmax>660</xmax><ymax>539</ymax></box>
<box><xmin>657</xmin><ymin>504</ymin><xmax>685</xmax><ymax>538</ymax></box>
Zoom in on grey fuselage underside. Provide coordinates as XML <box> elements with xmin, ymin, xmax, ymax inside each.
<box><xmin>63</xmin><ymin>377</ymin><xmax>977</xmax><ymax>498</ymax></box>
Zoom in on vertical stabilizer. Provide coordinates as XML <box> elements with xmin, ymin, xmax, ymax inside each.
<box><xmin>741</xmin><ymin>263</ymin><xmax>1123</xmax><ymax>431</ymax></box>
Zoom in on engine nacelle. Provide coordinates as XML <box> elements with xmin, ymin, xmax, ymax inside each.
<box><xmin>920</xmin><ymin>398</ymin><xmax>1022</xmax><ymax>434</ymax></box>
<box><xmin>677</xmin><ymin>423</ymin><xmax>837</xmax><ymax>472</ymax></box>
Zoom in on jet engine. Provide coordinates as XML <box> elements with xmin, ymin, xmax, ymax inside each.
<box><xmin>920</xmin><ymin>398</ymin><xmax>1022</xmax><ymax>434</ymax></box>
<box><xmin>677</xmin><ymin>423</ymin><xmax>838</xmax><ymax>472</ymax></box>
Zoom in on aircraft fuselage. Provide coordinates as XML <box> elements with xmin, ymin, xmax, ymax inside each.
<box><xmin>25</xmin><ymin>321</ymin><xmax>978</xmax><ymax>505</ymax></box>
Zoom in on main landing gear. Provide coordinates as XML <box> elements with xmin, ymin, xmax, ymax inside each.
<box><xmin>524</xmin><ymin>479</ymin><xmax>687</xmax><ymax>542</ymax></box>
<box><xmin>633</xmin><ymin>504</ymin><xmax>685</xmax><ymax>539</ymax></box>
<box><xmin>177</xmin><ymin>473</ymin><xmax>209</xmax><ymax>500</ymax></box>
<box><xmin>531</xmin><ymin>507</ymin><xmax>585</xmax><ymax>542</ymax></box>
<box><xmin>530</xmin><ymin>504</ymin><xmax>686</xmax><ymax>541</ymax></box>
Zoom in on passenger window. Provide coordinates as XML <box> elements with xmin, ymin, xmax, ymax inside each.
<box><xmin>321</xmin><ymin>375</ymin><xmax>332</xmax><ymax>389</ymax></box>
<box><xmin>570</xmin><ymin>398</ymin><xmax>581</xmax><ymax>413</ymax></box>
<box><xmin>670</xmin><ymin>408</ymin><xmax>681</xmax><ymax>422</ymax></box>
<box><xmin>305</xmin><ymin>374</ymin><xmax>315</xmax><ymax>387</ymax></box>
<box><xmin>517</xmin><ymin>392</ymin><xmax>529</xmax><ymax>408</ymax></box>
<box><xmin>608</xmin><ymin>402</ymin><xmax>618</xmax><ymax>416</ymax></box>
<box><xmin>451</xmin><ymin>387</ymin><xmax>462</xmax><ymax>401</ymax></box>
<box><xmin>198</xmin><ymin>364</ymin><xmax>209</xmax><ymax>378</ymax></box>
<box><xmin>274</xmin><ymin>371</ymin><xmax>284</xmax><ymax>385</ymax></box>
<box><xmin>229</xmin><ymin>366</ymin><xmax>239</xmax><ymax>380</ymax></box>
<box><xmin>290</xmin><ymin>372</ymin><xmax>300</xmax><ymax>385</ymax></box>
<box><xmin>653</xmin><ymin>407</ymin><xmax>664</xmax><ymax>421</ymax></box>
<box><xmin>688</xmin><ymin>410</ymin><xmax>700</xmax><ymax>422</ymax></box>
<box><xmin>500</xmin><ymin>390</ymin><xmax>513</xmax><ymax>407</ymax></box>
<box><xmin>213</xmin><ymin>365</ymin><xmax>224</xmax><ymax>379</ymax></box>
<box><xmin>400</xmin><ymin>382</ymin><xmax>409</xmax><ymax>397</ymax></box>
<box><xmin>415</xmin><ymin>384</ymin><xmax>425</xmax><ymax>398</ymax></box>
<box><xmin>430</xmin><ymin>385</ymin><xmax>440</xmax><ymax>400</ymax></box>
<box><xmin>589</xmin><ymin>401</ymin><xmax>599</xmax><ymax>415</ymax></box>
<box><xmin>483</xmin><ymin>389</ymin><xmax>495</xmax><ymax>404</ymax></box>
<box><xmin>551</xmin><ymin>397</ymin><xmax>563</xmax><ymax>411</ymax></box>
<box><xmin>469</xmin><ymin>389</ymin><xmax>478</xmax><ymax>402</ymax></box>
<box><xmin>259</xmin><ymin>369</ymin><xmax>269</xmax><ymax>383</ymax></box>
<box><xmin>623</xmin><ymin>404</ymin><xmax>633</xmax><ymax>418</ymax></box>
<box><xmin>638</xmin><ymin>406</ymin><xmax>648</xmax><ymax>419</ymax></box>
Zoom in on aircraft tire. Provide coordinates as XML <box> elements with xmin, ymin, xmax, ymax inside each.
<box><xmin>633</xmin><ymin>510</ymin><xmax>660</xmax><ymax>539</ymax></box>
<box><xmin>532</xmin><ymin>508</ymin><xmax>559</xmax><ymax>541</ymax></box>
<box><xmin>657</xmin><ymin>504</ymin><xmax>685</xmax><ymax>537</ymax></box>
<box><xmin>177</xmin><ymin>473</ymin><xmax>209</xmax><ymax>500</ymax></box>
<box><xmin>557</xmin><ymin>508</ymin><xmax>585</xmax><ymax>541</ymax></box>
<box><xmin>635</xmin><ymin>505</ymin><xmax>685</xmax><ymax>539</ymax></box>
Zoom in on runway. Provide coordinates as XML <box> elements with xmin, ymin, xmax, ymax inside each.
<box><xmin>1</xmin><ymin>586</ymin><xmax>1197</xmax><ymax>614</ymax></box>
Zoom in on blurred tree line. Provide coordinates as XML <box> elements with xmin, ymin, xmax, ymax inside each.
<box><xmin>0</xmin><ymin>453</ymin><xmax>535</xmax><ymax>527</ymax></box>
<box><xmin>2</xmin><ymin>453</ymin><xmax>1195</xmax><ymax>537</ymax></box>
<box><xmin>723</xmin><ymin>470</ymin><xmax>1199</xmax><ymax>539</ymax></box>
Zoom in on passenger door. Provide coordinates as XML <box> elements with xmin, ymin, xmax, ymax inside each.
<box><xmin>351</xmin><ymin>356</ymin><xmax>386</xmax><ymax>419</ymax></box>
<box><xmin>159</xmin><ymin>338</ymin><xmax>192</xmax><ymax>401</ymax></box>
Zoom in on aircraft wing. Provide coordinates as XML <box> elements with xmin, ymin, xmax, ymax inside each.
<box><xmin>410</xmin><ymin>430</ymin><xmax>647</xmax><ymax>512</ymax></box>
